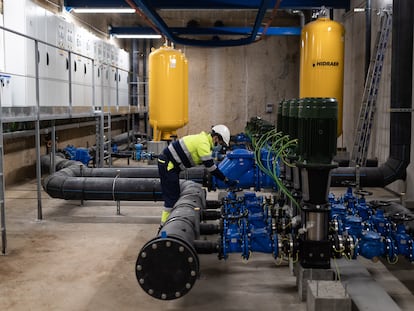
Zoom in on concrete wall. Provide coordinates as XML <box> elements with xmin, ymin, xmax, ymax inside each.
<box><xmin>3</xmin><ymin>124</ymin><xmax>124</xmax><ymax>186</ymax></box>
<box><xmin>175</xmin><ymin>36</ymin><xmax>300</xmax><ymax>136</ymax></box>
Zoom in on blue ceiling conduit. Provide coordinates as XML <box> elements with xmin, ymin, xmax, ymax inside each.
<box><xmin>109</xmin><ymin>26</ymin><xmax>302</xmax><ymax>37</ymax></box>
<box><xmin>331</xmin><ymin>0</ymin><xmax>413</xmax><ymax>187</ymax></box>
<box><xmin>65</xmin><ymin>0</ymin><xmax>350</xmax><ymax>11</ymax></box>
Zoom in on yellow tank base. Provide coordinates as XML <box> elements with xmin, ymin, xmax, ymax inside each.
<box><xmin>161</xmin><ymin>131</ymin><xmax>178</xmax><ymax>141</ymax></box>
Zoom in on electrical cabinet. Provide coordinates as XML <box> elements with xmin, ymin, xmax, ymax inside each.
<box><xmin>0</xmin><ymin>13</ymin><xmax>5</xmax><ymax>73</ymax></box>
<box><xmin>1</xmin><ymin>0</ymin><xmax>130</xmax><ymax>113</ymax></box>
<box><xmin>44</xmin><ymin>13</ymin><xmax>69</xmax><ymax>107</ymax></box>
<box><xmin>118</xmin><ymin>49</ymin><xmax>130</xmax><ymax>107</ymax></box>
<box><xmin>4</xmin><ymin>0</ymin><xmax>31</xmax><ymax>107</ymax></box>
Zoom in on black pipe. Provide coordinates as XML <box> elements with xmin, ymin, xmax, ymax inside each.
<box><xmin>331</xmin><ymin>0</ymin><xmax>413</xmax><ymax>187</ymax></box>
<box><xmin>199</xmin><ymin>222</ymin><xmax>221</xmax><ymax>234</ymax></box>
<box><xmin>41</xmin><ymin>155</ymin><xmax>207</xmax><ymax>201</ymax></box>
<box><xmin>206</xmin><ymin>200</ymin><xmax>222</xmax><ymax>209</ymax></box>
<box><xmin>201</xmin><ymin>209</ymin><xmax>221</xmax><ymax>221</ymax></box>
<box><xmin>194</xmin><ymin>240</ymin><xmax>220</xmax><ymax>254</ymax></box>
<box><xmin>135</xmin><ymin>181</ymin><xmax>204</xmax><ymax>300</ymax></box>
<box><xmin>44</xmin><ymin>171</ymin><xmax>163</xmax><ymax>201</ymax></box>
<box><xmin>41</xmin><ymin>155</ymin><xmax>205</xmax><ymax>179</ymax></box>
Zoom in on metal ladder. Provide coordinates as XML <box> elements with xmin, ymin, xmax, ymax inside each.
<box><xmin>350</xmin><ymin>10</ymin><xmax>392</xmax><ymax>167</ymax></box>
<box><xmin>95</xmin><ymin>110</ymin><xmax>112</xmax><ymax>167</ymax></box>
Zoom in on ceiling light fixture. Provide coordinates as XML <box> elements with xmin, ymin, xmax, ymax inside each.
<box><xmin>69</xmin><ymin>8</ymin><xmax>136</xmax><ymax>14</ymax></box>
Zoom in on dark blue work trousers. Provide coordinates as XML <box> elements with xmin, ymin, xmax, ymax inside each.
<box><xmin>157</xmin><ymin>153</ymin><xmax>181</xmax><ymax>208</ymax></box>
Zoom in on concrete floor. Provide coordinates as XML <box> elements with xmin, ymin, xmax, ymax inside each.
<box><xmin>1</xmin><ymin>164</ymin><xmax>414</xmax><ymax>310</ymax></box>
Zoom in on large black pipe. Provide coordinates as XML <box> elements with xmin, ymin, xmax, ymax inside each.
<box><xmin>41</xmin><ymin>155</ymin><xmax>206</xmax><ymax>201</ymax></box>
<box><xmin>331</xmin><ymin>0</ymin><xmax>413</xmax><ymax>187</ymax></box>
<box><xmin>41</xmin><ymin>155</ymin><xmax>205</xmax><ymax>179</ymax></box>
<box><xmin>135</xmin><ymin>181</ymin><xmax>204</xmax><ymax>300</ymax></box>
<box><xmin>44</xmin><ymin>168</ymin><xmax>162</xmax><ymax>201</ymax></box>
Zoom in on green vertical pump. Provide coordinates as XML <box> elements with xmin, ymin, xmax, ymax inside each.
<box><xmin>295</xmin><ymin>97</ymin><xmax>338</xmax><ymax>269</ymax></box>
<box><xmin>281</xmin><ymin>99</ymin><xmax>291</xmax><ymax>136</ymax></box>
<box><xmin>284</xmin><ymin>99</ymin><xmax>300</xmax><ymax>190</ymax></box>
<box><xmin>288</xmin><ymin>99</ymin><xmax>299</xmax><ymax>141</ymax></box>
<box><xmin>297</xmin><ymin>97</ymin><xmax>338</xmax><ymax>164</ymax></box>
<box><xmin>276</xmin><ymin>100</ymin><xmax>284</xmax><ymax>134</ymax></box>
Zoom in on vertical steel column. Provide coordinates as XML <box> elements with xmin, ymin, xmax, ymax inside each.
<box><xmin>92</xmin><ymin>58</ymin><xmax>96</xmax><ymax>113</ymax></box>
<box><xmin>131</xmin><ymin>39</ymin><xmax>138</xmax><ymax>107</ymax></box>
<box><xmin>131</xmin><ymin>39</ymin><xmax>138</xmax><ymax>134</ymax></box>
<box><xmin>35</xmin><ymin>40</ymin><xmax>42</xmax><ymax>220</ymax></box>
<box><xmin>116</xmin><ymin>67</ymin><xmax>119</xmax><ymax>109</ymax></box>
<box><xmin>0</xmin><ymin>76</ymin><xmax>6</xmax><ymax>255</ymax></box>
<box><xmin>50</xmin><ymin>121</ymin><xmax>56</xmax><ymax>175</ymax></box>
<box><xmin>68</xmin><ymin>51</ymin><xmax>73</xmax><ymax>117</ymax></box>
<box><xmin>143</xmin><ymin>39</ymin><xmax>149</xmax><ymax>134</ymax></box>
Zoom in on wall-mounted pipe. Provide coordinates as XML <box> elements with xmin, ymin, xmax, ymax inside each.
<box><xmin>331</xmin><ymin>0</ymin><xmax>413</xmax><ymax>187</ymax></box>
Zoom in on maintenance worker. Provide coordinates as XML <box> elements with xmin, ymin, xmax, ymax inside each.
<box><xmin>157</xmin><ymin>124</ymin><xmax>238</xmax><ymax>225</ymax></box>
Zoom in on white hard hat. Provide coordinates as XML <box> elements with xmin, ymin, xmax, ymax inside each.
<box><xmin>212</xmin><ymin>124</ymin><xmax>230</xmax><ymax>146</ymax></box>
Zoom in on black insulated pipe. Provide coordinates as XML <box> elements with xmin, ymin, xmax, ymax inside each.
<box><xmin>199</xmin><ymin>223</ymin><xmax>221</xmax><ymax>235</ymax></box>
<box><xmin>41</xmin><ymin>155</ymin><xmax>206</xmax><ymax>179</ymax></box>
<box><xmin>331</xmin><ymin>0</ymin><xmax>413</xmax><ymax>187</ymax></box>
<box><xmin>135</xmin><ymin>181</ymin><xmax>204</xmax><ymax>300</ymax></box>
<box><xmin>201</xmin><ymin>209</ymin><xmax>221</xmax><ymax>221</ymax></box>
<box><xmin>194</xmin><ymin>240</ymin><xmax>220</xmax><ymax>254</ymax></box>
<box><xmin>41</xmin><ymin>155</ymin><xmax>206</xmax><ymax>201</ymax></box>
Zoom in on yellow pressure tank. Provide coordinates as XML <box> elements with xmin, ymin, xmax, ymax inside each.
<box><xmin>299</xmin><ymin>14</ymin><xmax>345</xmax><ymax>137</ymax></box>
<box><xmin>149</xmin><ymin>45</ymin><xmax>188</xmax><ymax>141</ymax></box>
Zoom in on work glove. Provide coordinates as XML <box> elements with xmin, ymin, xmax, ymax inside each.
<box><xmin>224</xmin><ymin>178</ymin><xmax>239</xmax><ymax>188</ymax></box>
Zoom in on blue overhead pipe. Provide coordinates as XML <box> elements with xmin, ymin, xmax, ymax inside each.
<box><xmin>65</xmin><ymin>0</ymin><xmax>350</xmax><ymax>46</ymax></box>
<box><xmin>140</xmin><ymin>0</ymin><xmax>350</xmax><ymax>10</ymax></box>
<box><xmin>131</xmin><ymin>0</ymin><xmax>275</xmax><ymax>47</ymax></box>
<box><xmin>65</xmin><ymin>0</ymin><xmax>350</xmax><ymax>10</ymax></box>
<box><xmin>110</xmin><ymin>26</ymin><xmax>301</xmax><ymax>37</ymax></box>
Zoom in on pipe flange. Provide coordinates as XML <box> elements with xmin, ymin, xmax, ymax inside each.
<box><xmin>135</xmin><ymin>236</ymin><xmax>199</xmax><ymax>300</ymax></box>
